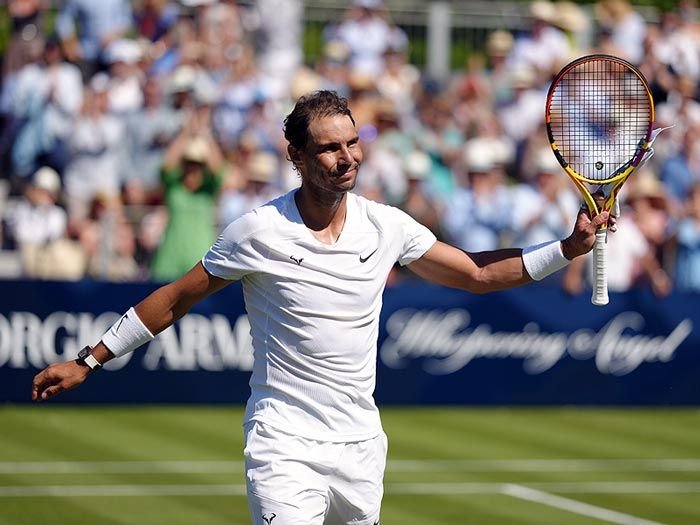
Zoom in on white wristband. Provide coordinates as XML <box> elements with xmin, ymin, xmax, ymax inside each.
<box><xmin>101</xmin><ymin>307</ymin><xmax>154</xmax><ymax>358</ymax></box>
<box><xmin>522</xmin><ymin>240</ymin><xmax>570</xmax><ymax>281</ymax></box>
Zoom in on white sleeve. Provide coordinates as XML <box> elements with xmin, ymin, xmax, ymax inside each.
<box><xmin>202</xmin><ymin>210</ymin><xmax>267</xmax><ymax>280</ymax></box>
<box><xmin>391</xmin><ymin>207</ymin><xmax>437</xmax><ymax>266</ymax></box>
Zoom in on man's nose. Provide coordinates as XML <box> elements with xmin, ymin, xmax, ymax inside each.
<box><xmin>339</xmin><ymin>145</ymin><xmax>354</xmax><ymax>164</ymax></box>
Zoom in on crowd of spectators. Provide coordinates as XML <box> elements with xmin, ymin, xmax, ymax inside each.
<box><xmin>0</xmin><ymin>0</ymin><xmax>699</xmax><ymax>296</ymax></box>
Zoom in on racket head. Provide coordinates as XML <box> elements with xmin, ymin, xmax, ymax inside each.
<box><xmin>545</xmin><ymin>54</ymin><xmax>654</xmax><ymax>216</ymax></box>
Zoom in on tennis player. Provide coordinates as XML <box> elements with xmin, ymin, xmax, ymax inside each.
<box><xmin>32</xmin><ymin>90</ymin><xmax>611</xmax><ymax>525</ymax></box>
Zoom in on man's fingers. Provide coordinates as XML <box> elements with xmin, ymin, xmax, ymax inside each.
<box><xmin>590</xmin><ymin>211</ymin><xmax>610</xmax><ymax>229</ymax></box>
<box><xmin>33</xmin><ymin>378</ymin><xmax>60</xmax><ymax>401</ymax></box>
<box><xmin>32</xmin><ymin>366</ymin><xmax>61</xmax><ymax>401</ymax></box>
<box><xmin>32</xmin><ymin>361</ymin><xmax>90</xmax><ymax>401</ymax></box>
<box><xmin>40</xmin><ymin>384</ymin><xmax>65</xmax><ymax>401</ymax></box>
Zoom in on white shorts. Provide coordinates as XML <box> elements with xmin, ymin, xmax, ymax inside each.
<box><xmin>244</xmin><ymin>420</ymin><xmax>388</xmax><ymax>525</ymax></box>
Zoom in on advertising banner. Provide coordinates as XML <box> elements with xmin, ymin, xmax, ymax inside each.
<box><xmin>0</xmin><ymin>280</ymin><xmax>696</xmax><ymax>404</ymax></box>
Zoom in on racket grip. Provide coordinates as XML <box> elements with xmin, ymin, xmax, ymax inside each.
<box><xmin>591</xmin><ymin>230</ymin><xmax>609</xmax><ymax>306</ymax></box>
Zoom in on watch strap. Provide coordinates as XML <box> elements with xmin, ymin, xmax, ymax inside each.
<box><xmin>77</xmin><ymin>346</ymin><xmax>102</xmax><ymax>371</ymax></box>
<box><xmin>83</xmin><ymin>353</ymin><xmax>102</xmax><ymax>371</ymax></box>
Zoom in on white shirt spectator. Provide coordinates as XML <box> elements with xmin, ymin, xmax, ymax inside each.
<box><xmin>335</xmin><ymin>9</ymin><xmax>404</xmax><ymax>76</ymax></box>
<box><xmin>9</xmin><ymin>200</ymin><xmax>67</xmax><ymax>245</ymax></box>
<box><xmin>509</xmin><ymin>25</ymin><xmax>570</xmax><ymax>73</ymax></box>
<box><xmin>64</xmin><ymin>78</ymin><xmax>127</xmax><ymax>215</ymax></box>
<box><xmin>498</xmin><ymin>84</ymin><xmax>547</xmax><ymax>143</ymax></box>
<box><xmin>12</xmin><ymin>60</ymin><xmax>83</xmax><ymax>140</ymax></box>
<box><xmin>652</xmin><ymin>23</ymin><xmax>700</xmax><ymax>81</ymax></box>
<box><xmin>65</xmin><ymin>114</ymin><xmax>126</xmax><ymax>205</ymax></box>
<box><xmin>510</xmin><ymin>183</ymin><xmax>579</xmax><ymax>246</ymax></box>
<box><xmin>609</xmin><ymin>7</ymin><xmax>647</xmax><ymax>63</ymax></box>
<box><xmin>442</xmin><ymin>184</ymin><xmax>513</xmax><ymax>252</ymax></box>
<box><xmin>253</xmin><ymin>0</ymin><xmax>304</xmax><ymax>100</ymax></box>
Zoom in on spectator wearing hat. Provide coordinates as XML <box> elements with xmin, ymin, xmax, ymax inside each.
<box><xmin>497</xmin><ymin>63</ymin><xmax>546</xmax><ymax>147</ymax></box>
<box><xmin>483</xmin><ymin>29</ymin><xmax>516</xmax><ymax>107</ymax></box>
<box><xmin>103</xmin><ymin>39</ymin><xmax>145</xmax><ymax>115</ymax></box>
<box><xmin>376</xmin><ymin>40</ymin><xmax>420</xmax><ymax>120</ymax></box>
<box><xmin>151</xmin><ymin>112</ymin><xmax>224</xmax><ymax>281</ymax></box>
<box><xmin>627</xmin><ymin>171</ymin><xmax>674</xmax><ymax>290</ymax></box>
<box><xmin>508</xmin><ymin>0</ymin><xmax>571</xmax><ymax>77</ymax></box>
<box><xmin>510</xmin><ymin>147</ymin><xmax>580</xmax><ymax>248</ymax></box>
<box><xmin>594</xmin><ymin>0</ymin><xmax>647</xmax><ymax>63</ymax></box>
<box><xmin>441</xmin><ymin>140</ymin><xmax>513</xmax><ymax>252</ymax></box>
<box><xmin>549</xmin><ymin>1</ymin><xmax>591</xmax><ymax>56</ymax></box>
<box><xmin>8</xmin><ymin>166</ymin><xmax>66</xmax><ymax>249</ymax></box>
<box><xmin>356</xmin><ymin>99</ymin><xmax>414</xmax><ymax>204</ymax></box>
<box><xmin>398</xmin><ymin>150</ymin><xmax>442</xmax><ymax>238</ymax></box>
<box><xmin>314</xmin><ymin>41</ymin><xmax>352</xmax><ymax>97</ymax></box>
<box><xmin>219</xmin><ymin>151</ymin><xmax>281</xmax><ymax>228</ymax></box>
<box><xmin>6</xmin><ymin>166</ymin><xmax>85</xmax><ymax>280</ymax></box>
<box><xmin>168</xmin><ymin>65</ymin><xmax>198</xmax><ymax>112</ymax></box>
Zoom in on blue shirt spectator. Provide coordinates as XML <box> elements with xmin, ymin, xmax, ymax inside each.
<box><xmin>442</xmin><ymin>143</ymin><xmax>513</xmax><ymax>252</ymax></box>
<box><xmin>675</xmin><ymin>184</ymin><xmax>700</xmax><ymax>292</ymax></box>
<box><xmin>660</xmin><ymin>131</ymin><xmax>700</xmax><ymax>204</ymax></box>
<box><xmin>56</xmin><ymin>0</ymin><xmax>132</xmax><ymax>64</ymax></box>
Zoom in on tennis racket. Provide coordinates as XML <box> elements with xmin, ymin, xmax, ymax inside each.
<box><xmin>545</xmin><ymin>54</ymin><xmax>654</xmax><ymax>306</ymax></box>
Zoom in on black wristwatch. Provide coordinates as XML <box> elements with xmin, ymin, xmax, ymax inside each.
<box><xmin>76</xmin><ymin>345</ymin><xmax>103</xmax><ymax>371</ymax></box>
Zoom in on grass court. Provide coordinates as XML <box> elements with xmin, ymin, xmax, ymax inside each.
<box><xmin>1</xmin><ymin>406</ymin><xmax>698</xmax><ymax>524</ymax></box>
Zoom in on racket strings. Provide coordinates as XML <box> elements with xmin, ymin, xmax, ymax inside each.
<box><xmin>549</xmin><ymin>58</ymin><xmax>651</xmax><ymax>182</ymax></box>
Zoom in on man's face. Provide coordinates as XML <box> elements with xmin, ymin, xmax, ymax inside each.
<box><xmin>295</xmin><ymin>114</ymin><xmax>362</xmax><ymax>196</ymax></box>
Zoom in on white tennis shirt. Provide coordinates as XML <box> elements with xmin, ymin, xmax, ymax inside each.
<box><xmin>202</xmin><ymin>190</ymin><xmax>436</xmax><ymax>441</ymax></box>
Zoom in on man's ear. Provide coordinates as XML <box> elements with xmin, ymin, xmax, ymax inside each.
<box><xmin>287</xmin><ymin>144</ymin><xmax>303</xmax><ymax>170</ymax></box>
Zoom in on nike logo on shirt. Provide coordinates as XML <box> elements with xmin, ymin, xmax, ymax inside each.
<box><xmin>359</xmin><ymin>249</ymin><xmax>378</xmax><ymax>263</ymax></box>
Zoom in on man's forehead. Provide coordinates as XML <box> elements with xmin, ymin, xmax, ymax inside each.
<box><xmin>308</xmin><ymin>114</ymin><xmax>357</xmax><ymax>142</ymax></box>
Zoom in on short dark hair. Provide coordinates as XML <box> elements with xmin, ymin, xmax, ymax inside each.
<box><xmin>283</xmin><ymin>90</ymin><xmax>355</xmax><ymax>151</ymax></box>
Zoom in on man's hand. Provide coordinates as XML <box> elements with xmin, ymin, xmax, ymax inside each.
<box><xmin>32</xmin><ymin>361</ymin><xmax>91</xmax><ymax>401</ymax></box>
<box><xmin>561</xmin><ymin>208</ymin><xmax>617</xmax><ymax>260</ymax></box>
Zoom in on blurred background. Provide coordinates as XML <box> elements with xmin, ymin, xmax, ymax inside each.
<box><xmin>1</xmin><ymin>1</ymin><xmax>699</xmax><ymax>524</ymax></box>
<box><xmin>0</xmin><ymin>0</ymin><xmax>698</xmax><ymax>290</ymax></box>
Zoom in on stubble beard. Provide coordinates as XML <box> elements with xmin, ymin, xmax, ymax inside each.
<box><xmin>305</xmin><ymin>165</ymin><xmax>359</xmax><ymax>207</ymax></box>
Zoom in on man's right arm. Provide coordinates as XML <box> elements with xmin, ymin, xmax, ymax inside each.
<box><xmin>32</xmin><ymin>262</ymin><xmax>231</xmax><ymax>401</ymax></box>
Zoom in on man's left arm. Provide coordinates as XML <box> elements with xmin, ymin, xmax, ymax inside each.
<box><xmin>408</xmin><ymin>208</ymin><xmax>611</xmax><ymax>293</ymax></box>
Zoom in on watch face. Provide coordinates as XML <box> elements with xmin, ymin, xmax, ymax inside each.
<box><xmin>77</xmin><ymin>346</ymin><xmax>91</xmax><ymax>360</ymax></box>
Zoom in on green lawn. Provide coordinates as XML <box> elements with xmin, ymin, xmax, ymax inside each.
<box><xmin>1</xmin><ymin>406</ymin><xmax>699</xmax><ymax>524</ymax></box>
